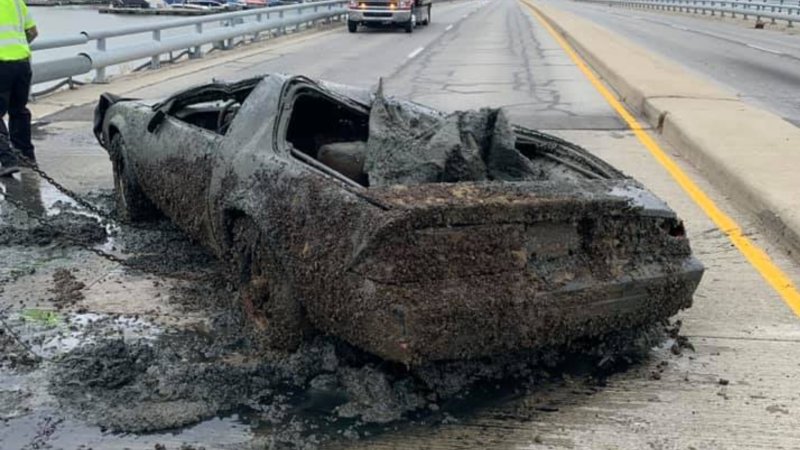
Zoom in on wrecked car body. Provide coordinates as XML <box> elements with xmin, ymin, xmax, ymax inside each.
<box><xmin>94</xmin><ymin>74</ymin><xmax>704</xmax><ymax>365</ymax></box>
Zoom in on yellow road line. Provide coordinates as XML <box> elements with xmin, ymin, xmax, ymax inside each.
<box><xmin>520</xmin><ymin>0</ymin><xmax>800</xmax><ymax>317</ymax></box>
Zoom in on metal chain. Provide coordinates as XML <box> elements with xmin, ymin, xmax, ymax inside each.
<box><xmin>3</xmin><ymin>150</ymin><xmax>211</xmax><ymax>279</ymax></box>
<box><xmin>3</xmin><ymin>149</ymin><xmax>141</xmax><ymax>267</ymax></box>
<box><xmin>11</xmin><ymin>149</ymin><xmax>119</xmax><ymax>225</ymax></box>
<box><xmin>2</xmin><ymin>194</ymin><xmax>130</xmax><ymax>267</ymax></box>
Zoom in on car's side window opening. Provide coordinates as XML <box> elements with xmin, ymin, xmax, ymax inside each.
<box><xmin>173</xmin><ymin>100</ymin><xmax>240</xmax><ymax>135</ymax></box>
<box><xmin>286</xmin><ymin>92</ymin><xmax>370</xmax><ymax>187</ymax></box>
<box><xmin>168</xmin><ymin>84</ymin><xmax>257</xmax><ymax>135</ymax></box>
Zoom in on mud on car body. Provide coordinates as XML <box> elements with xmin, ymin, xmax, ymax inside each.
<box><xmin>94</xmin><ymin>74</ymin><xmax>704</xmax><ymax>365</ymax></box>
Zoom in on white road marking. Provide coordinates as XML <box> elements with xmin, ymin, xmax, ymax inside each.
<box><xmin>445</xmin><ymin>24</ymin><xmax>454</xmax><ymax>31</ymax></box>
<box><xmin>747</xmin><ymin>43</ymin><xmax>784</xmax><ymax>55</ymax></box>
<box><xmin>408</xmin><ymin>46</ymin><xmax>425</xmax><ymax>59</ymax></box>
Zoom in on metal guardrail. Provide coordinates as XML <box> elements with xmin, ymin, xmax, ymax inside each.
<box><xmin>30</xmin><ymin>0</ymin><xmax>347</xmax><ymax>89</ymax></box>
<box><xmin>582</xmin><ymin>0</ymin><xmax>800</xmax><ymax>25</ymax></box>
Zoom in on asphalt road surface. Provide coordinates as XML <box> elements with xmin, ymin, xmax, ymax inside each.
<box><xmin>2</xmin><ymin>0</ymin><xmax>800</xmax><ymax>448</ymax></box>
<box><xmin>541</xmin><ymin>0</ymin><xmax>800</xmax><ymax>126</ymax></box>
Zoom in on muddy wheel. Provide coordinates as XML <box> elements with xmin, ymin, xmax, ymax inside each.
<box><xmin>230</xmin><ymin>215</ymin><xmax>307</xmax><ymax>351</ymax></box>
<box><xmin>348</xmin><ymin>20</ymin><xmax>357</xmax><ymax>33</ymax></box>
<box><xmin>109</xmin><ymin>134</ymin><xmax>160</xmax><ymax>222</ymax></box>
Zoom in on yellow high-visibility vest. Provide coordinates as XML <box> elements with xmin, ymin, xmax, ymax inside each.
<box><xmin>0</xmin><ymin>0</ymin><xmax>35</xmax><ymax>61</ymax></box>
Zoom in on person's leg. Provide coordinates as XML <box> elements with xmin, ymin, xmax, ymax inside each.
<box><xmin>8</xmin><ymin>61</ymin><xmax>34</xmax><ymax>161</ymax></box>
<box><xmin>0</xmin><ymin>63</ymin><xmax>18</xmax><ymax>175</ymax></box>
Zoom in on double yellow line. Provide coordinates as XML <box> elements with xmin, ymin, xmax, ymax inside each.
<box><xmin>520</xmin><ymin>0</ymin><xmax>800</xmax><ymax>317</ymax></box>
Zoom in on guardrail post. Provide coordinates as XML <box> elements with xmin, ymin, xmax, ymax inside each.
<box><xmin>254</xmin><ymin>12</ymin><xmax>263</xmax><ymax>41</ymax></box>
<box><xmin>151</xmin><ymin>30</ymin><xmax>161</xmax><ymax>70</ymax></box>
<box><xmin>280</xmin><ymin>10</ymin><xmax>286</xmax><ymax>34</ymax></box>
<box><xmin>769</xmin><ymin>0</ymin><xmax>776</xmax><ymax>23</ymax></box>
<box><xmin>191</xmin><ymin>23</ymin><xmax>203</xmax><ymax>59</ymax></box>
<box><xmin>265</xmin><ymin>12</ymin><xmax>273</xmax><ymax>38</ymax></box>
<box><xmin>226</xmin><ymin>17</ymin><xmax>235</xmax><ymax>49</ymax></box>
<box><xmin>94</xmin><ymin>37</ymin><xmax>107</xmax><ymax>84</ymax></box>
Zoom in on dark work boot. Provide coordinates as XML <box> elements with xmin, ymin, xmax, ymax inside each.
<box><xmin>0</xmin><ymin>153</ymin><xmax>20</xmax><ymax>177</ymax></box>
<box><xmin>20</xmin><ymin>147</ymin><xmax>35</xmax><ymax>162</ymax></box>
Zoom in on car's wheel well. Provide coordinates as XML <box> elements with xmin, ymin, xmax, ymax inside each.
<box><xmin>223</xmin><ymin>208</ymin><xmax>247</xmax><ymax>248</ymax></box>
<box><xmin>108</xmin><ymin>125</ymin><xmax>120</xmax><ymax>144</ymax></box>
<box><xmin>222</xmin><ymin>208</ymin><xmax>258</xmax><ymax>284</ymax></box>
<box><xmin>107</xmin><ymin>125</ymin><xmax>122</xmax><ymax>160</ymax></box>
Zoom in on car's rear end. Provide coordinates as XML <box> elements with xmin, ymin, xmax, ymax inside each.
<box><xmin>315</xmin><ymin>178</ymin><xmax>703</xmax><ymax>365</ymax></box>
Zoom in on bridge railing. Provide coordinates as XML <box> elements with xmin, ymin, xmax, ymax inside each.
<box><xmin>578</xmin><ymin>0</ymin><xmax>800</xmax><ymax>26</ymax></box>
<box><xmin>30</xmin><ymin>0</ymin><xmax>348</xmax><ymax>92</ymax></box>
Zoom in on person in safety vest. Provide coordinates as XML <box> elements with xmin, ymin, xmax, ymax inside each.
<box><xmin>0</xmin><ymin>0</ymin><xmax>36</xmax><ymax>177</ymax></box>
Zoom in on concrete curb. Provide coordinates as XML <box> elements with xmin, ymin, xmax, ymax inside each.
<box><xmin>529</xmin><ymin>1</ymin><xmax>800</xmax><ymax>261</ymax></box>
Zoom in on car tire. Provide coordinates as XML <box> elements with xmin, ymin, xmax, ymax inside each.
<box><xmin>230</xmin><ymin>215</ymin><xmax>307</xmax><ymax>351</ymax></box>
<box><xmin>109</xmin><ymin>133</ymin><xmax>160</xmax><ymax>222</ymax></box>
<box><xmin>348</xmin><ymin>20</ymin><xmax>357</xmax><ymax>33</ymax></box>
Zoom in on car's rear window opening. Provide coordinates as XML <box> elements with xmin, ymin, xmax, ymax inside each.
<box><xmin>286</xmin><ymin>92</ymin><xmax>370</xmax><ymax>186</ymax></box>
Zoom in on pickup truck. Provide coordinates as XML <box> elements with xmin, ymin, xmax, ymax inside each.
<box><xmin>347</xmin><ymin>0</ymin><xmax>431</xmax><ymax>33</ymax></box>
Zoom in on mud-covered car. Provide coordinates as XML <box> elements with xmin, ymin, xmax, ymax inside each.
<box><xmin>93</xmin><ymin>74</ymin><xmax>703</xmax><ymax>365</ymax></box>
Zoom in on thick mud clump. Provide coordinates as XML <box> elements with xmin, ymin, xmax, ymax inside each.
<box><xmin>111</xmin><ymin>218</ymin><xmax>221</xmax><ymax>277</ymax></box>
<box><xmin>50</xmin><ymin>316</ymin><xmax>667</xmax><ymax>440</ymax></box>
<box><xmin>0</xmin><ymin>210</ymin><xmax>107</xmax><ymax>248</ymax></box>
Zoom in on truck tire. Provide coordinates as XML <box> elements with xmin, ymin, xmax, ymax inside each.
<box><xmin>405</xmin><ymin>12</ymin><xmax>415</xmax><ymax>33</ymax></box>
<box><xmin>109</xmin><ymin>133</ymin><xmax>160</xmax><ymax>222</ymax></box>
<box><xmin>348</xmin><ymin>20</ymin><xmax>357</xmax><ymax>33</ymax></box>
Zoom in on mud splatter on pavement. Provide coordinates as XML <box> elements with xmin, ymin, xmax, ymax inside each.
<box><xmin>0</xmin><ymin>209</ymin><xmax>107</xmax><ymax>248</ymax></box>
<box><xmin>49</xmin><ymin>269</ymin><xmax>85</xmax><ymax>309</ymax></box>
<box><xmin>47</xmin><ymin>299</ymin><xmax>668</xmax><ymax>443</ymax></box>
<box><xmin>0</xmin><ymin>320</ymin><xmax>40</xmax><ymax>371</ymax></box>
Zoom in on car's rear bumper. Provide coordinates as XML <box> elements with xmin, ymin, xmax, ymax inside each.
<box><xmin>305</xmin><ymin>179</ymin><xmax>704</xmax><ymax>364</ymax></box>
<box><xmin>347</xmin><ymin>257</ymin><xmax>703</xmax><ymax>364</ymax></box>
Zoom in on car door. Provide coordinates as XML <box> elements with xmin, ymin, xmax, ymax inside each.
<box><xmin>140</xmin><ymin>107</ymin><xmax>225</xmax><ymax>244</ymax></box>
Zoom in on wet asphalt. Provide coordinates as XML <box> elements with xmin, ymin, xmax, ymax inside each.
<box><xmin>544</xmin><ymin>0</ymin><xmax>800</xmax><ymax>127</ymax></box>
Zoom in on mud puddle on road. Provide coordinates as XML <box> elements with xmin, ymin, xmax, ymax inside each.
<box><xmin>1</xmin><ymin>188</ymin><xmax>690</xmax><ymax>449</ymax></box>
